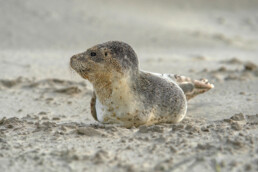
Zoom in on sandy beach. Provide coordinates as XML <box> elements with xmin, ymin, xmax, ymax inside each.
<box><xmin>0</xmin><ymin>0</ymin><xmax>258</xmax><ymax>171</ymax></box>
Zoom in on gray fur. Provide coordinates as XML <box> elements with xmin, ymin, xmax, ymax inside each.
<box><xmin>97</xmin><ymin>41</ymin><xmax>139</xmax><ymax>72</ymax></box>
<box><xmin>179</xmin><ymin>83</ymin><xmax>194</xmax><ymax>94</ymax></box>
<box><xmin>134</xmin><ymin>71</ymin><xmax>187</xmax><ymax>122</ymax></box>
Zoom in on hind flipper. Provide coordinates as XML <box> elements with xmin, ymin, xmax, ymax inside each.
<box><xmin>142</xmin><ymin>71</ymin><xmax>214</xmax><ymax>100</ymax></box>
<box><xmin>175</xmin><ymin>75</ymin><xmax>214</xmax><ymax>100</ymax></box>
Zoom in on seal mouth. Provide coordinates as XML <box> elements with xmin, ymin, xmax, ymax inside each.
<box><xmin>79</xmin><ymin>68</ymin><xmax>91</xmax><ymax>73</ymax></box>
<box><xmin>73</xmin><ymin>65</ymin><xmax>91</xmax><ymax>75</ymax></box>
<box><xmin>73</xmin><ymin>67</ymin><xmax>91</xmax><ymax>79</ymax></box>
<box><xmin>70</xmin><ymin>57</ymin><xmax>91</xmax><ymax>75</ymax></box>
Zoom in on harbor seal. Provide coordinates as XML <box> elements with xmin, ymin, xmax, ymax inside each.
<box><xmin>70</xmin><ymin>41</ymin><xmax>214</xmax><ymax>127</ymax></box>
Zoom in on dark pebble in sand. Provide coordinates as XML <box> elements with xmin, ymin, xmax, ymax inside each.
<box><xmin>7</xmin><ymin>124</ymin><xmax>14</xmax><ymax>128</ymax></box>
<box><xmin>52</xmin><ymin>117</ymin><xmax>60</xmax><ymax>120</ymax></box>
<box><xmin>230</xmin><ymin>113</ymin><xmax>245</xmax><ymax>121</ymax></box>
<box><xmin>244</xmin><ymin>62</ymin><xmax>257</xmax><ymax>71</ymax></box>
<box><xmin>171</xmin><ymin>124</ymin><xmax>184</xmax><ymax>131</ymax></box>
<box><xmin>77</xmin><ymin>127</ymin><xmax>103</xmax><ymax>136</ymax></box>
<box><xmin>0</xmin><ymin>138</ymin><xmax>7</xmax><ymax>143</ymax></box>
<box><xmin>138</xmin><ymin>125</ymin><xmax>164</xmax><ymax>133</ymax></box>
<box><xmin>54</xmin><ymin>86</ymin><xmax>81</xmax><ymax>95</ymax></box>
<box><xmin>224</xmin><ymin>119</ymin><xmax>233</xmax><ymax>123</ymax></box>
<box><xmin>231</xmin><ymin>122</ymin><xmax>242</xmax><ymax>131</ymax></box>
<box><xmin>218</xmin><ymin>66</ymin><xmax>227</xmax><ymax>72</ymax></box>
<box><xmin>92</xmin><ymin>150</ymin><xmax>109</xmax><ymax>164</ymax></box>
<box><xmin>225</xmin><ymin>74</ymin><xmax>238</xmax><ymax>80</ymax></box>
<box><xmin>245</xmin><ymin>164</ymin><xmax>252</xmax><ymax>171</ymax></box>
<box><xmin>38</xmin><ymin>112</ymin><xmax>47</xmax><ymax>115</ymax></box>
<box><xmin>0</xmin><ymin>117</ymin><xmax>20</xmax><ymax>126</ymax></box>
<box><xmin>227</xmin><ymin>139</ymin><xmax>244</xmax><ymax>149</ymax></box>
<box><xmin>202</xmin><ymin>68</ymin><xmax>208</xmax><ymax>72</ymax></box>
<box><xmin>246</xmin><ymin>114</ymin><xmax>258</xmax><ymax>124</ymax></box>
<box><xmin>201</xmin><ymin>126</ymin><xmax>209</xmax><ymax>132</ymax></box>
<box><xmin>0</xmin><ymin>78</ymin><xmax>22</xmax><ymax>88</ymax></box>
<box><xmin>185</xmin><ymin>124</ymin><xmax>200</xmax><ymax>133</ymax></box>
<box><xmin>221</xmin><ymin>57</ymin><xmax>242</xmax><ymax>64</ymax></box>
<box><xmin>155</xmin><ymin>135</ymin><xmax>166</xmax><ymax>142</ymax></box>
<box><xmin>45</xmin><ymin>98</ymin><xmax>54</xmax><ymax>101</ymax></box>
<box><xmin>41</xmin><ymin>116</ymin><xmax>49</xmax><ymax>120</ymax></box>
<box><xmin>0</xmin><ymin>117</ymin><xmax>6</xmax><ymax>125</ymax></box>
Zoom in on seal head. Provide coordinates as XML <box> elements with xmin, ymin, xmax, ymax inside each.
<box><xmin>70</xmin><ymin>41</ymin><xmax>139</xmax><ymax>82</ymax></box>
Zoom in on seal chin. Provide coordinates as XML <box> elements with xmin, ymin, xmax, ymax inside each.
<box><xmin>70</xmin><ymin>58</ymin><xmax>90</xmax><ymax>78</ymax></box>
<box><xmin>79</xmin><ymin>68</ymin><xmax>91</xmax><ymax>78</ymax></box>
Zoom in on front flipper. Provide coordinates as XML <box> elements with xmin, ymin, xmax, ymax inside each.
<box><xmin>90</xmin><ymin>91</ymin><xmax>98</xmax><ymax>121</ymax></box>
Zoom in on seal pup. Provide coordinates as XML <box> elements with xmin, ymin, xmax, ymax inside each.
<box><xmin>70</xmin><ymin>41</ymin><xmax>214</xmax><ymax>127</ymax></box>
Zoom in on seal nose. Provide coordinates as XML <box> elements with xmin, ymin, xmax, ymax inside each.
<box><xmin>71</xmin><ymin>55</ymin><xmax>77</xmax><ymax>61</ymax></box>
<box><xmin>70</xmin><ymin>53</ymin><xmax>87</xmax><ymax>67</ymax></box>
<box><xmin>71</xmin><ymin>54</ymin><xmax>83</xmax><ymax>61</ymax></box>
<box><xmin>70</xmin><ymin>55</ymin><xmax>78</xmax><ymax>67</ymax></box>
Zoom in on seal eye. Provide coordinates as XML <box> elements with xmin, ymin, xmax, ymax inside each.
<box><xmin>104</xmin><ymin>52</ymin><xmax>108</xmax><ymax>56</ymax></box>
<box><xmin>91</xmin><ymin>52</ymin><xmax>96</xmax><ymax>56</ymax></box>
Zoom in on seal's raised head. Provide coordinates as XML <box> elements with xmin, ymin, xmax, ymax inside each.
<box><xmin>70</xmin><ymin>41</ymin><xmax>139</xmax><ymax>82</ymax></box>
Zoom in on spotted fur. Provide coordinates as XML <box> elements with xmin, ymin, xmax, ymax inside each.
<box><xmin>70</xmin><ymin>41</ymin><xmax>213</xmax><ymax>127</ymax></box>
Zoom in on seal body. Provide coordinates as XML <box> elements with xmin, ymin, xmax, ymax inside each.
<box><xmin>94</xmin><ymin>71</ymin><xmax>187</xmax><ymax>127</ymax></box>
<box><xmin>70</xmin><ymin>41</ymin><xmax>212</xmax><ymax>127</ymax></box>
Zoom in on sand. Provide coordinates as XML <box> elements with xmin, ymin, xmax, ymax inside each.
<box><xmin>0</xmin><ymin>0</ymin><xmax>258</xmax><ymax>172</ymax></box>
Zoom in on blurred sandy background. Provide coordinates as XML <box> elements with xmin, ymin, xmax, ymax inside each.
<box><xmin>0</xmin><ymin>0</ymin><xmax>258</xmax><ymax>172</ymax></box>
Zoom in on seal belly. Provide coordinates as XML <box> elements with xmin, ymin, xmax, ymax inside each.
<box><xmin>95</xmin><ymin>97</ymin><xmax>151</xmax><ymax>127</ymax></box>
<box><xmin>95</xmin><ymin>97</ymin><xmax>136</xmax><ymax>125</ymax></box>
<box><xmin>95</xmin><ymin>98</ymin><xmax>106</xmax><ymax>122</ymax></box>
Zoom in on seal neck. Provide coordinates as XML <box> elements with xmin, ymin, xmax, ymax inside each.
<box><xmin>92</xmin><ymin>72</ymin><xmax>135</xmax><ymax>105</ymax></box>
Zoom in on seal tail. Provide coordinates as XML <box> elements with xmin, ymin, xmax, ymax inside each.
<box><xmin>174</xmin><ymin>74</ymin><xmax>214</xmax><ymax>101</ymax></box>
